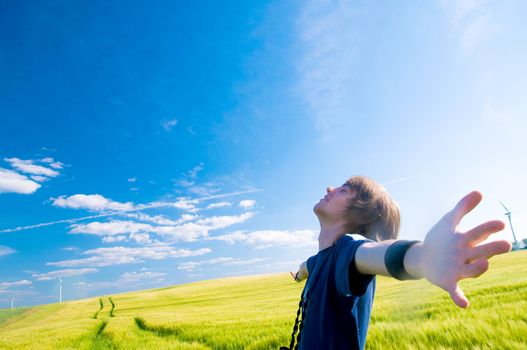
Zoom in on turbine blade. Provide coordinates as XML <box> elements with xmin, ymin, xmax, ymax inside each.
<box><xmin>498</xmin><ymin>200</ymin><xmax>510</xmax><ymax>213</ymax></box>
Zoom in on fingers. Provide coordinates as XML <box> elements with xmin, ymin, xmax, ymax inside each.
<box><xmin>290</xmin><ymin>271</ymin><xmax>296</xmax><ymax>280</ymax></box>
<box><xmin>452</xmin><ymin>191</ymin><xmax>483</xmax><ymax>225</ymax></box>
<box><xmin>464</xmin><ymin>220</ymin><xmax>506</xmax><ymax>245</ymax></box>
<box><xmin>467</xmin><ymin>240</ymin><xmax>512</xmax><ymax>261</ymax></box>
<box><xmin>448</xmin><ymin>284</ymin><xmax>470</xmax><ymax>308</ymax></box>
<box><xmin>461</xmin><ymin>259</ymin><xmax>489</xmax><ymax>279</ymax></box>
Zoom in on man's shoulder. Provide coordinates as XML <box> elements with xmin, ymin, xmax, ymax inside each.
<box><xmin>346</xmin><ymin>233</ymin><xmax>369</xmax><ymax>241</ymax></box>
<box><xmin>338</xmin><ymin>233</ymin><xmax>370</xmax><ymax>246</ymax></box>
<box><xmin>335</xmin><ymin>234</ymin><xmax>373</xmax><ymax>252</ymax></box>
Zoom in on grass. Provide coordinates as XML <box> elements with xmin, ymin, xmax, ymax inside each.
<box><xmin>0</xmin><ymin>251</ymin><xmax>526</xmax><ymax>349</ymax></box>
<box><xmin>0</xmin><ymin>308</ymin><xmax>29</xmax><ymax>326</ymax></box>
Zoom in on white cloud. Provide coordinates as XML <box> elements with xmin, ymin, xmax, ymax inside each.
<box><xmin>122</xmin><ymin>212</ymin><xmax>197</xmax><ymax>226</ymax></box>
<box><xmin>128</xmin><ymin>177</ymin><xmax>137</xmax><ymax>183</ymax></box>
<box><xmin>4</xmin><ymin>158</ymin><xmax>59</xmax><ymax>177</ymax></box>
<box><xmin>40</xmin><ymin>157</ymin><xmax>64</xmax><ymax>169</ymax></box>
<box><xmin>119</xmin><ymin>271</ymin><xmax>166</xmax><ymax>284</ymax></box>
<box><xmin>148</xmin><ymin>199</ymin><xmax>199</xmax><ymax>213</ymax></box>
<box><xmin>168</xmin><ymin>199</ymin><xmax>199</xmax><ymax>213</ymax></box>
<box><xmin>155</xmin><ymin>212</ymin><xmax>255</xmax><ymax>242</ymax></box>
<box><xmin>0</xmin><ymin>280</ymin><xmax>32</xmax><ymax>289</ymax></box>
<box><xmin>161</xmin><ymin>118</ymin><xmax>178</xmax><ymax>131</ymax></box>
<box><xmin>206</xmin><ymin>201</ymin><xmax>232</xmax><ymax>209</ymax></box>
<box><xmin>195</xmin><ymin>212</ymin><xmax>254</xmax><ymax>229</ymax></box>
<box><xmin>32</xmin><ymin>268</ymin><xmax>98</xmax><ymax>281</ymax></box>
<box><xmin>0</xmin><ymin>168</ymin><xmax>41</xmax><ymax>194</ymax></box>
<box><xmin>49</xmin><ymin>162</ymin><xmax>64</xmax><ymax>169</ymax></box>
<box><xmin>187</xmin><ymin>183</ymin><xmax>221</xmax><ymax>197</ymax></box>
<box><xmin>70</xmin><ymin>220</ymin><xmax>152</xmax><ymax>236</ymax></box>
<box><xmin>178</xmin><ymin>257</ymin><xmax>269</xmax><ymax>271</ymax></box>
<box><xmin>74</xmin><ymin>270</ymin><xmax>167</xmax><ymax>290</ymax></box>
<box><xmin>239</xmin><ymin>200</ymin><xmax>256</xmax><ymax>209</ymax></box>
<box><xmin>0</xmin><ymin>189</ymin><xmax>261</xmax><ymax>233</ymax></box>
<box><xmin>30</xmin><ymin>175</ymin><xmax>49</xmax><ymax>182</ymax></box>
<box><xmin>0</xmin><ymin>245</ymin><xmax>16</xmax><ymax>257</ymax></box>
<box><xmin>102</xmin><ymin>235</ymin><xmax>127</xmax><ymax>243</ymax></box>
<box><xmin>64</xmin><ymin>209</ymin><xmax>251</xmax><ymax>244</ymax></box>
<box><xmin>210</xmin><ymin>229</ymin><xmax>318</xmax><ymax>249</ymax></box>
<box><xmin>130</xmin><ymin>233</ymin><xmax>152</xmax><ymax>244</ymax></box>
<box><xmin>53</xmin><ymin>194</ymin><xmax>135</xmax><ymax>211</ymax></box>
<box><xmin>47</xmin><ymin>245</ymin><xmax>212</xmax><ymax>268</ymax></box>
<box><xmin>206</xmin><ymin>231</ymin><xmax>249</xmax><ymax>244</ymax></box>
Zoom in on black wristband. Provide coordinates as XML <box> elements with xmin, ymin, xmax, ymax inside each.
<box><xmin>384</xmin><ymin>240</ymin><xmax>420</xmax><ymax>280</ymax></box>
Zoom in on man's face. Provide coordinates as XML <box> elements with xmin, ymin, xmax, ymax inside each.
<box><xmin>313</xmin><ymin>183</ymin><xmax>356</xmax><ymax>222</ymax></box>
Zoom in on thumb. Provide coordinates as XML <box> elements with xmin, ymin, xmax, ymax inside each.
<box><xmin>449</xmin><ymin>284</ymin><xmax>469</xmax><ymax>308</ymax></box>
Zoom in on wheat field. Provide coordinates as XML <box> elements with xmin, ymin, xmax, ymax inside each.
<box><xmin>1</xmin><ymin>251</ymin><xmax>526</xmax><ymax>349</ymax></box>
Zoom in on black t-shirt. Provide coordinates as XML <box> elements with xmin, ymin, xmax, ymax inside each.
<box><xmin>298</xmin><ymin>235</ymin><xmax>375</xmax><ymax>350</ymax></box>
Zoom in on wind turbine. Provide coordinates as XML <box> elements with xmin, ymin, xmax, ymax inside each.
<box><xmin>58</xmin><ymin>277</ymin><xmax>63</xmax><ymax>302</ymax></box>
<box><xmin>499</xmin><ymin>201</ymin><xmax>519</xmax><ymax>251</ymax></box>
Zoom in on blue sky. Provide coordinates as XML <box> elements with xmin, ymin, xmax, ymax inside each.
<box><xmin>1</xmin><ymin>0</ymin><xmax>526</xmax><ymax>307</ymax></box>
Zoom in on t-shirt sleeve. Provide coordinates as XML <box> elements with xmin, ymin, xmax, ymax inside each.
<box><xmin>306</xmin><ymin>254</ymin><xmax>317</xmax><ymax>274</ymax></box>
<box><xmin>335</xmin><ymin>237</ymin><xmax>375</xmax><ymax>297</ymax></box>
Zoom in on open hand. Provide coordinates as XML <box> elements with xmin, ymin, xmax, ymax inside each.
<box><xmin>420</xmin><ymin>191</ymin><xmax>512</xmax><ymax>308</ymax></box>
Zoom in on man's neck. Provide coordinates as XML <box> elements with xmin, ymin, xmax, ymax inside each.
<box><xmin>318</xmin><ymin>223</ymin><xmax>347</xmax><ymax>251</ymax></box>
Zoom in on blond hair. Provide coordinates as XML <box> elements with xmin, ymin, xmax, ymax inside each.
<box><xmin>344</xmin><ymin>176</ymin><xmax>400</xmax><ymax>241</ymax></box>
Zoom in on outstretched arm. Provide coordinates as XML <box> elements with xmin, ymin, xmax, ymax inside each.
<box><xmin>290</xmin><ymin>261</ymin><xmax>308</xmax><ymax>282</ymax></box>
<box><xmin>355</xmin><ymin>191</ymin><xmax>512</xmax><ymax>308</ymax></box>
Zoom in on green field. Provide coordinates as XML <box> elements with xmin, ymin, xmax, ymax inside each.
<box><xmin>1</xmin><ymin>251</ymin><xmax>526</xmax><ymax>349</ymax></box>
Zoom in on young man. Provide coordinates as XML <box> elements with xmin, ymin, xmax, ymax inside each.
<box><xmin>285</xmin><ymin>176</ymin><xmax>511</xmax><ymax>350</ymax></box>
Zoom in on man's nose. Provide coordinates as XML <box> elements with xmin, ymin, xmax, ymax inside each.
<box><xmin>326</xmin><ymin>186</ymin><xmax>334</xmax><ymax>194</ymax></box>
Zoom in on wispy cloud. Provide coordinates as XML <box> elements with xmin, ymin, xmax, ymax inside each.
<box><xmin>32</xmin><ymin>268</ymin><xmax>98</xmax><ymax>281</ymax></box>
<box><xmin>74</xmin><ymin>270</ymin><xmax>167</xmax><ymax>290</ymax></box>
<box><xmin>47</xmin><ymin>245</ymin><xmax>212</xmax><ymax>268</ymax></box>
<box><xmin>0</xmin><ymin>280</ymin><xmax>32</xmax><ymax>289</ymax></box>
<box><xmin>0</xmin><ymin>213</ymin><xmax>111</xmax><ymax>233</ymax></box>
<box><xmin>122</xmin><ymin>212</ymin><xmax>197</xmax><ymax>226</ymax></box>
<box><xmin>441</xmin><ymin>0</ymin><xmax>495</xmax><ymax>54</ymax></box>
<box><xmin>160</xmin><ymin>118</ymin><xmax>178</xmax><ymax>131</ymax></box>
<box><xmin>62</xmin><ymin>246</ymin><xmax>79</xmax><ymax>251</ymax></box>
<box><xmin>0</xmin><ymin>245</ymin><xmax>16</xmax><ymax>256</ymax></box>
<box><xmin>178</xmin><ymin>257</ymin><xmax>269</xmax><ymax>271</ymax></box>
<box><xmin>41</xmin><ymin>158</ymin><xmax>64</xmax><ymax>169</ymax></box>
<box><xmin>206</xmin><ymin>201</ymin><xmax>232</xmax><ymax>210</ymax></box>
<box><xmin>296</xmin><ymin>0</ymin><xmax>358</xmax><ymax>142</ymax></box>
<box><xmin>119</xmin><ymin>271</ymin><xmax>166</xmax><ymax>284</ymax></box>
<box><xmin>382</xmin><ymin>172</ymin><xmax>428</xmax><ymax>187</ymax></box>
<box><xmin>239</xmin><ymin>199</ymin><xmax>256</xmax><ymax>209</ymax></box>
